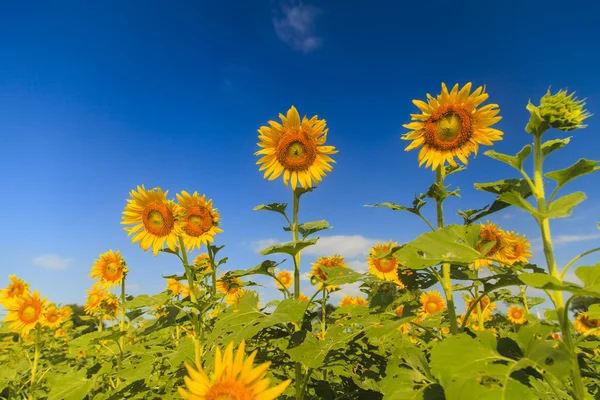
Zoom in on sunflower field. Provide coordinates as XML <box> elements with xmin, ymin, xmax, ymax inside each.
<box><xmin>1</xmin><ymin>84</ymin><xmax>600</xmax><ymax>400</ymax></box>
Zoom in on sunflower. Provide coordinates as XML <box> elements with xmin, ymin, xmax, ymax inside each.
<box><xmin>507</xmin><ymin>305</ymin><xmax>527</xmax><ymax>325</ymax></box>
<box><xmin>472</xmin><ymin>221</ymin><xmax>507</xmax><ymax>270</ymax></box>
<box><xmin>179</xmin><ymin>340</ymin><xmax>291</xmax><ymax>400</ymax></box>
<box><xmin>166</xmin><ymin>278</ymin><xmax>183</xmax><ymax>296</ymax></box>
<box><xmin>193</xmin><ymin>253</ymin><xmax>212</xmax><ymax>273</ymax></box>
<box><xmin>395</xmin><ymin>305</ymin><xmax>404</xmax><ymax>317</ymax></box>
<box><xmin>458</xmin><ymin>313</ymin><xmax>471</xmax><ymax>328</ymax></box>
<box><xmin>41</xmin><ymin>305</ymin><xmax>62</xmax><ymax>329</ymax></box>
<box><xmin>339</xmin><ymin>296</ymin><xmax>366</xmax><ymax>307</ymax></box>
<box><xmin>498</xmin><ymin>231</ymin><xmax>532</xmax><ymax>265</ymax></box>
<box><xmin>121</xmin><ymin>185</ymin><xmax>183</xmax><ymax>256</ymax></box>
<box><xmin>465</xmin><ymin>296</ymin><xmax>496</xmax><ymax>322</ymax></box>
<box><xmin>100</xmin><ymin>294</ymin><xmax>120</xmax><ymax>321</ymax></box>
<box><xmin>84</xmin><ymin>285</ymin><xmax>106</xmax><ymax>315</ymax></box>
<box><xmin>419</xmin><ymin>290</ymin><xmax>447</xmax><ymax>316</ymax></box>
<box><xmin>54</xmin><ymin>328</ymin><xmax>67</xmax><ymax>338</ymax></box>
<box><xmin>574</xmin><ymin>312</ymin><xmax>600</xmax><ymax>336</ymax></box>
<box><xmin>57</xmin><ymin>306</ymin><xmax>72</xmax><ymax>321</ymax></box>
<box><xmin>275</xmin><ymin>271</ymin><xmax>293</xmax><ymax>290</ymax></box>
<box><xmin>217</xmin><ymin>276</ymin><xmax>245</xmax><ymax>305</ymax></box>
<box><xmin>309</xmin><ymin>254</ymin><xmax>348</xmax><ymax>292</ymax></box>
<box><xmin>90</xmin><ymin>250</ymin><xmax>128</xmax><ymax>289</ymax></box>
<box><xmin>181</xmin><ymin>283</ymin><xmax>202</xmax><ymax>300</ymax></box>
<box><xmin>255</xmin><ymin>106</ymin><xmax>338</xmax><ymax>190</ymax></box>
<box><xmin>298</xmin><ymin>293</ymin><xmax>310</xmax><ymax>302</ymax></box>
<box><xmin>402</xmin><ymin>82</ymin><xmax>503</xmax><ymax>170</ymax></box>
<box><xmin>0</xmin><ymin>274</ymin><xmax>30</xmax><ymax>307</ymax></box>
<box><xmin>4</xmin><ymin>290</ymin><xmax>47</xmax><ymax>335</ymax></box>
<box><xmin>367</xmin><ymin>240</ymin><xmax>405</xmax><ymax>287</ymax></box>
<box><xmin>176</xmin><ymin>191</ymin><xmax>223</xmax><ymax>251</ymax></box>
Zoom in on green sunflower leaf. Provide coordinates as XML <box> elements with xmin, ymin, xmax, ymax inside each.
<box><xmin>253</xmin><ymin>203</ymin><xmax>288</xmax><ymax>218</ymax></box>
<box><xmin>283</xmin><ymin>220</ymin><xmax>331</xmax><ymax>238</ymax></box>
<box><xmin>588</xmin><ymin>304</ymin><xmax>600</xmax><ymax>319</ymax></box>
<box><xmin>484</xmin><ymin>144</ymin><xmax>532</xmax><ymax>171</ymax></box>
<box><xmin>545</xmin><ymin>158</ymin><xmax>600</xmax><ymax>191</ymax></box>
<box><xmin>546</xmin><ymin>192</ymin><xmax>586</xmax><ymax>219</ymax></box>
<box><xmin>541</xmin><ymin>137</ymin><xmax>571</xmax><ymax>158</ymax></box>
<box><xmin>259</xmin><ymin>238</ymin><xmax>318</xmax><ymax>257</ymax></box>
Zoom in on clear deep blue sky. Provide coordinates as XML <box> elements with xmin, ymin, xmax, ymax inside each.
<box><xmin>1</xmin><ymin>0</ymin><xmax>599</xmax><ymax>310</ymax></box>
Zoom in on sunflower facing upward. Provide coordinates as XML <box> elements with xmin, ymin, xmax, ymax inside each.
<box><xmin>179</xmin><ymin>340</ymin><xmax>291</xmax><ymax>400</ymax></box>
<box><xmin>90</xmin><ymin>250</ymin><xmax>128</xmax><ymax>289</ymax></box>
<box><xmin>122</xmin><ymin>185</ymin><xmax>183</xmax><ymax>256</ymax></box>
<box><xmin>4</xmin><ymin>290</ymin><xmax>47</xmax><ymax>335</ymax></box>
<box><xmin>402</xmin><ymin>83</ymin><xmax>502</xmax><ymax>170</ymax></box>
<box><xmin>256</xmin><ymin>106</ymin><xmax>338</xmax><ymax>190</ymax></box>
<box><xmin>176</xmin><ymin>191</ymin><xmax>223</xmax><ymax>251</ymax></box>
<box><xmin>507</xmin><ymin>305</ymin><xmax>527</xmax><ymax>325</ymax></box>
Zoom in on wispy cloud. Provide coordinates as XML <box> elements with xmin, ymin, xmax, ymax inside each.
<box><xmin>33</xmin><ymin>254</ymin><xmax>73</xmax><ymax>270</ymax></box>
<box><xmin>303</xmin><ymin>235</ymin><xmax>379</xmax><ymax>259</ymax></box>
<box><xmin>251</xmin><ymin>238</ymin><xmax>281</xmax><ymax>254</ymax></box>
<box><xmin>273</xmin><ymin>1</ymin><xmax>323</xmax><ymax>53</ymax></box>
<box><xmin>531</xmin><ymin>233</ymin><xmax>600</xmax><ymax>252</ymax></box>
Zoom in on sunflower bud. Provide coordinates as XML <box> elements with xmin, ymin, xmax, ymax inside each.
<box><xmin>539</xmin><ymin>89</ymin><xmax>590</xmax><ymax>132</ymax></box>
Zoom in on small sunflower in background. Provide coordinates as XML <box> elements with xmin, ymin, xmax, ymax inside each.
<box><xmin>122</xmin><ymin>185</ymin><xmax>183</xmax><ymax>256</ymax></box>
<box><xmin>574</xmin><ymin>312</ymin><xmax>600</xmax><ymax>336</ymax></box>
<box><xmin>465</xmin><ymin>296</ymin><xmax>496</xmax><ymax>322</ymax></box>
<box><xmin>176</xmin><ymin>191</ymin><xmax>223</xmax><ymax>251</ymax></box>
<box><xmin>90</xmin><ymin>250</ymin><xmax>128</xmax><ymax>289</ymax></box>
<box><xmin>275</xmin><ymin>270</ymin><xmax>293</xmax><ymax>290</ymax></box>
<box><xmin>339</xmin><ymin>296</ymin><xmax>366</xmax><ymax>307</ymax></box>
<box><xmin>193</xmin><ymin>253</ymin><xmax>212</xmax><ymax>273</ymax></box>
<box><xmin>84</xmin><ymin>285</ymin><xmax>106</xmax><ymax>315</ymax></box>
<box><xmin>507</xmin><ymin>305</ymin><xmax>527</xmax><ymax>325</ymax></box>
<box><xmin>216</xmin><ymin>276</ymin><xmax>245</xmax><ymax>305</ymax></box>
<box><xmin>166</xmin><ymin>278</ymin><xmax>183</xmax><ymax>296</ymax></box>
<box><xmin>472</xmin><ymin>221</ymin><xmax>507</xmax><ymax>270</ymax></box>
<box><xmin>367</xmin><ymin>240</ymin><xmax>405</xmax><ymax>288</ymax></box>
<box><xmin>309</xmin><ymin>255</ymin><xmax>348</xmax><ymax>292</ymax></box>
<box><xmin>498</xmin><ymin>231</ymin><xmax>532</xmax><ymax>265</ymax></box>
<box><xmin>0</xmin><ymin>274</ymin><xmax>30</xmax><ymax>307</ymax></box>
<box><xmin>179</xmin><ymin>340</ymin><xmax>291</xmax><ymax>400</ymax></box>
<box><xmin>403</xmin><ymin>83</ymin><xmax>502</xmax><ymax>170</ymax></box>
<box><xmin>4</xmin><ymin>290</ymin><xmax>47</xmax><ymax>335</ymax></box>
<box><xmin>256</xmin><ymin>106</ymin><xmax>338</xmax><ymax>190</ymax></box>
<box><xmin>419</xmin><ymin>290</ymin><xmax>447</xmax><ymax>316</ymax></box>
<box><xmin>41</xmin><ymin>305</ymin><xmax>63</xmax><ymax>329</ymax></box>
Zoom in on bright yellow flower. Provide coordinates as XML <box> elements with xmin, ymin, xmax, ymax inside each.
<box><xmin>402</xmin><ymin>82</ymin><xmax>503</xmax><ymax>170</ymax></box>
<box><xmin>309</xmin><ymin>254</ymin><xmax>347</xmax><ymax>292</ymax></box>
<box><xmin>574</xmin><ymin>312</ymin><xmax>600</xmax><ymax>336</ymax></box>
<box><xmin>339</xmin><ymin>296</ymin><xmax>366</xmax><ymax>307</ymax></box>
<box><xmin>100</xmin><ymin>294</ymin><xmax>120</xmax><ymax>321</ymax></box>
<box><xmin>84</xmin><ymin>285</ymin><xmax>106</xmax><ymax>315</ymax></box>
<box><xmin>54</xmin><ymin>328</ymin><xmax>67</xmax><ymax>338</ymax></box>
<box><xmin>193</xmin><ymin>253</ymin><xmax>212</xmax><ymax>273</ymax></box>
<box><xmin>179</xmin><ymin>340</ymin><xmax>291</xmax><ymax>400</ymax></box>
<box><xmin>298</xmin><ymin>293</ymin><xmax>310</xmax><ymax>302</ymax></box>
<box><xmin>4</xmin><ymin>290</ymin><xmax>47</xmax><ymax>335</ymax></box>
<box><xmin>41</xmin><ymin>305</ymin><xmax>62</xmax><ymax>329</ymax></box>
<box><xmin>419</xmin><ymin>290</ymin><xmax>447</xmax><ymax>316</ymax></box>
<box><xmin>472</xmin><ymin>221</ymin><xmax>507</xmax><ymax>270</ymax></box>
<box><xmin>256</xmin><ymin>106</ymin><xmax>338</xmax><ymax>190</ymax></box>
<box><xmin>176</xmin><ymin>191</ymin><xmax>223</xmax><ymax>251</ymax></box>
<box><xmin>498</xmin><ymin>231</ymin><xmax>532</xmax><ymax>265</ymax></box>
<box><xmin>395</xmin><ymin>305</ymin><xmax>404</xmax><ymax>317</ymax></box>
<box><xmin>166</xmin><ymin>278</ymin><xmax>183</xmax><ymax>296</ymax></box>
<box><xmin>216</xmin><ymin>276</ymin><xmax>245</xmax><ymax>305</ymax></box>
<box><xmin>339</xmin><ymin>296</ymin><xmax>354</xmax><ymax>307</ymax></box>
<box><xmin>90</xmin><ymin>250</ymin><xmax>127</xmax><ymax>289</ymax></box>
<box><xmin>275</xmin><ymin>271</ymin><xmax>293</xmax><ymax>290</ymax></box>
<box><xmin>121</xmin><ymin>185</ymin><xmax>183</xmax><ymax>256</ymax></box>
<box><xmin>458</xmin><ymin>313</ymin><xmax>471</xmax><ymax>328</ymax></box>
<box><xmin>465</xmin><ymin>296</ymin><xmax>496</xmax><ymax>322</ymax></box>
<box><xmin>507</xmin><ymin>305</ymin><xmax>527</xmax><ymax>324</ymax></box>
<box><xmin>0</xmin><ymin>274</ymin><xmax>30</xmax><ymax>307</ymax></box>
<box><xmin>367</xmin><ymin>240</ymin><xmax>404</xmax><ymax>288</ymax></box>
<box><xmin>57</xmin><ymin>306</ymin><xmax>72</xmax><ymax>321</ymax></box>
<box><xmin>77</xmin><ymin>350</ymin><xmax>86</xmax><ymax>359</ymax></box>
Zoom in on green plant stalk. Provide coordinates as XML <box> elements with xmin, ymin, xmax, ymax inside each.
<box><xmin>208</xmin><ymin>245</ymin><xmax>217</xmax><ymax>296</ymax></box>
<box><xmin>98</xmin><ymin>316</ymin><xmax>103</xmax><ymax>332</ymax></box>
<box><xmin>321</xmin><ymin>288</ymin><xmax>327</xmax><ymax>335</ymax></box>
<box><xmin>119</xmin><ymin>276</ymin><xmax>126</xmax><ymax>358</ymax></box>
<box><xmin>30</xmin><ymin>326</ymin><xmax>41</xmax><ymax>390</ymax></box>
<box><xmin>179</xmin><ymin>236</ymin><xmax>201</xmax><ymax>365</ymax></box>
<box><xmin>532</xmin><ymin>134</ymin><xmax>585</xmax><ymax>399</ymax></box>
<box><xmin>521</xmin><ymin>286</ymin><xmax>530</xmax><ymax>314</ymax></box>
<box><xmin>291</xmin><ymin>187</ymin><xmax>304</xmax><ymax>400</ymax></box>
<box><xmin>474</xmin><ymin>279</ymin><xmax>484</xmax><ymax>331</ymax></box>
<box><xmin>436</xmin><ymin>167</ymin><xmax>459</xmax><ymax>335</ymax></box>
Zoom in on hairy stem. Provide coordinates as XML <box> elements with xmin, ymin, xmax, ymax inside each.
<box><xmin>291</xmin><ymin>188</ymin><xmax>304</xmax><ymax>400</ymax></box>
<box><xmin>179</xmin><ymin>236</ymin><xmax>201</xmax><ymax>365</ymax></box>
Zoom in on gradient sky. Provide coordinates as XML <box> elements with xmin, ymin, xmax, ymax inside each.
<box><xmin>1</xmin><ymin>0</ymin><xmax>599</xmax><ymax>314</ymax></box>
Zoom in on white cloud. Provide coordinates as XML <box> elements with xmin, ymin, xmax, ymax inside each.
<box><xmin>553</xmin><ymin>233</ymin><xmax>600</xmax><ymax>245</ymax></box>
<box><xmin>33</xmin><ymin>254</ymin><xmax>73</xmax><ymax>270</ymax></box>
<box><xmin>303</xmin><ymin>235</ymin><xmax>379</xmax><ymax>259</ymax></box>
<box><xmin>251</xmin><ymin>238</ymin><xmax>281</xmax><ymax>254</ymax></box>
<box><xmin>273</xmin><ymin>1</ymin><xmax>323</xmax><ymax>53</ymax></box>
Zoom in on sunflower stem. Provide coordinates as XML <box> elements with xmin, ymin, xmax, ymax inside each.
<box><xmin>207</xmin><ymin>244</ymin><xmax>217</xmax><ymax>296</ymax></box>
<box><xmin>435</xmin><ymin>167</ymin><xmax>459</xmax><ymax>335</ymax></box>
<box><xmin>521</xmin><ymin>286</ymin><xmax>530</xmax><ymax>314</ymax></box>
<box><xmin>179</xmin><ymin>236</ymin><xmax>202</xmax><ymax>366</ymax></box>
<box><xmin>532</xmin><ymin>133</ymin><xmax>586</xmax><ymax>399</ymax></box>
<box><xmin>30</xmin><ymin>326</ymin><xmax>40</xmax><ymax>394</ymax></box>
<box><xmin>474</xmin><ymin>278</ymin><xmax>484</xmax><ymax>331</ymax></box>
<box><xmin>291</xmin><ymin>187</ymin><xmax>304</xmax><ymax>400</ymax></box>
<box><xmin>119</xmin><ymin>276</ymin><xmax>126</xmax><ymax>361</ymax></box>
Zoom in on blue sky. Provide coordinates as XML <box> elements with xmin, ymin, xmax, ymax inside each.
<box><xmin>1</xmin><ymin>0</ymin><xmax>599</xmax><ymax>314</ymax></box>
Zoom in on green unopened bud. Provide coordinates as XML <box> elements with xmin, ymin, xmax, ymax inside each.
<box><xmin>539</xmin><ymin>89</ymin><xmax>591</xmax><ymax>132</ymax></box>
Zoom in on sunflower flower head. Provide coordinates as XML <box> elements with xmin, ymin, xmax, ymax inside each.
<box><xmin>84</xmin><ymin>285</ymin><xmax>106</xmax><ymax>315</ymax></box>
<box><xmin>216</xmin><ymin>276</ymin><xmax>245</xmax><ymax>305</ymax></box>
<box><xmin>121</xmin><ymin>185</ymin><xmax>184</xmax><ymax>256</ymax></box>
<box><xmin>100</xmin><ymin>294</ymin><xmax>120</xmax><ymax>321</ymax></box>
<box><xmin>41</xmin><ymin>305</ymin><xmax>63</xmax><ymax>329</ymax></box>
<box><xmin>574</xmin><ymin>312</ymin><xmax>600</xmax><ymax>336</ymax></box>
<box><xmin>4</xmin><ymin>290</ymin><xmax>47</xmax><ymax>335</ymax></box>
<box><xmin>90</xmin><ymin>250</ymin><xmax>128</xmax><ymax>289</ymax></box>
<box><xmin>419</xmin><ymin>290</ymin><xmax>447</xmax><ymax>316</ymax></box>
<box><xmin>0</xmin><ymin>275</ymin><xmax>30</xmax><ymax>307</ymax></box>
<box><xmin>539</xmin><ymin>89</ymin><xmax>591</xmax><ymax>132</ymax></box>
<box><xmin>298</xmin><ymin>293</ymin><xmax>310</xmax><ymax>302</ymax></box>
<box><xmin>179</xmin><ymin>340</ymin><xmax>291</xmax><ymax>400</ymax></box>
<box><xmin>498</xmin><ymin>231</ymin><xmax>532</xmax><ymax>265</ymax></box>
<box><xmin>176</xmin><ymin>191</ymin><xmax>223</xmax><ymax>251</ymax></box>
<box><xmin>367</xmin><ymin>240</ymin><xmax>405</xmax><ymax>288</ymax></box>
<box><xmin>309</xmin><ymin>254</ymin><xmax>347</xmax><ymax>292</ymax></box>
<box><xmin>471</xmin><ymin>221</ymin><xmax>506</xmax><ymax>270</ymax></box>
<box><xmin>275</xmin><ymin>271</ymin><xmax>293</xmax><ymax>290</ymax></box>
<box><xmin>507</xmin><ymin>305</ymin><xmax>527</xmax><ymax>325</ymax></box>
<box><xmin>193</xmin><ymin>253</ymin><xmax>212</xmax><ymax>273</ymax></box>
<box><xmin>465</xmin><ymin>296</ymin><xmax>496</xmax><ymax>322</ymax></box>
<box><xmin>256</xmin><ymin>106</ymin><xmax>338</xmax><ymax>190</ymax></box>
<box><xmin>402</xmin><ymin>83</ymin><xmax>503</xmax><ymax>170</ymax></box>
<box><xmin>166</xmin><ymin>278</ymin><xmax>183</xmax><ymax>296</ymax></box>
<box><xmin>57</xmin><ymin>305</ymin><xmax>73</xmax><ymax>321</ymax></box>
<box><xmin>339</xmin><ymin>296</ymin><xmax>366</xmax><ymax>307</ymax></box>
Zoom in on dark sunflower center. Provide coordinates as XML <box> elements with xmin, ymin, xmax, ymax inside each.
<box><xmin>375</xmin><ymin>258</ymin><xmax>397</xmax><ymax>273</ymax></box>
<box><xmin>106</xmin><ymin>261</ymin><xmax>120</xmax><ymax>278</ymax></box>
<box><xmin>21</xmin><ymin>304</ymin><xmax>39</xmax><ymax>323</ymax></box>
<box><xmin>142</xmin><ymin>202</ymin><xmax>175</xmax><ymax>237</ymax></box>
<box><xmin>512</xmin><ymin>310</ymin><xmax>523</xmax><ymax>319</ymax></box>
<box><xmin>47</xmin><ymin>312</ymin><xmax>59</xmax><ymax>323</ymax></box>
<box><xmin>276</xmin><ymin>131</ymin><xmax>317</xmax><ymax>171</ymax></box>
<box><xmin>183</xmin><ymin>206</ymin><xmax>213</xmax><ymax>237</ymax></box>
<box><xmin>424</xmin><ymin>105</ymin><xmax>473</xmax><ymax>151</ymax></box>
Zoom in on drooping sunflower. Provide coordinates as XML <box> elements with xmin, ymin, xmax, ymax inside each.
<box><xmin>179</xmin><ymin>340</ymin><xmax>291</xmax><ymax>400</ymax></box>
<box><xmin>465</xmin><ymin>296</ymin><xmax>496</xmax><ymax>322</ymax></box>
<box><xmin>176</xmin><ymin>191</ymin><xmax>223</xmax><ymax>251</ymax></box>
<box><xmin>0</xmin><ymin>274</ymin><xmax>30</xmax><ymax>307</ymax></box>
<box><xmin>402</xmin><ymin>82</ymin><xmax>503</xmax><ymax>170</ymax></box>
<box><xmin>472</xmin><ymin>221</ymin><xmax>507</xmax><ymax>270</ymax></box>
<box><xmin>193</xmin><ymin>253</ymin><xmax>212</xmax><ymax>273</ymax></box>
<box><xmin>309</xmin><ymin>254</ymin><xmax>348</xmax><ymax>292</ymax></box>
<box><xmin>121</xmin><ymin>185</ymin><xmax>183</xmax><ymax>256</ymax></box>
<box><xmin>507</xmin><ymin>305</ymin><xmax>527</xmax><ymax>325</ymax></box>
<box><xmin>4</xmin><ymin>290</ymin><xmax>47</xmax><ymax>335</ymax></box>
<box><xmin>41</xmin><ymin>305</ymin><xmax>62</xmax><ymax>329</ymax></box>
<box><xmin>419</xmin><ymin>290</ymin><xmax>447</xmax><ymax>316</ymax></box>
<box><xmin>256</xmin><ymin>106</ymin><xmax>338</xmax><ymax>190</ymax></box>
<box><xmin>166</xmin><ymin>278</ymin><xmax>183</xmax><ymax>296</ymax></box>
<box><xmin>574</xmin><ymin>312</ymin><xmax>600</xmax><ymax>336</ymax></box>
<box><xmin>100</xmin><ymin>294</ymin><xmax>120</xmax><ymax>321</ymax></box>
<box><xmin>90</xmin><ymin>250</ymin><xmax>128</xmax><ymax>289</ymax></box>
<box><xmin>367</xmin><ymin>240</ymin><xmax>405</xmax><ymax>288</ymax></box>
<box><xmin>84</xmin><ymin>285</ymin><xmax>106</xmax><ymax>315</ymax></box>
<box><xmin>216</xmin><ymin>276</ymin><xmax>245</xmax><ymax>305</ymax></box>
<box><xmin>498</xmin><ymin>231</ymin><xmax>532</xmax><ymax>265</ymax></box>
<box><xmin>275</xmin><ymin>271</ymin><xmax>293</xmax><ymax>290</ymax></box>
